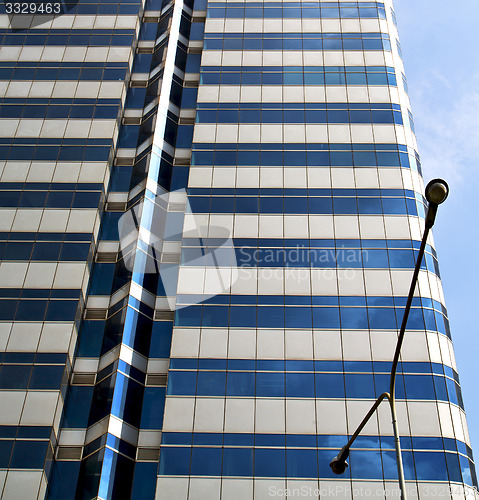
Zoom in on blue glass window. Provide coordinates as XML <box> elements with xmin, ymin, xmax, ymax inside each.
<box><xmin>174</xmin><ymin>306</ymin><xmax>202</xmax><ymax>326</ymax></box>
<box><xmin>226</xmin><ymin>372</ymin><xmax>255</xmax><ymax>396</ymax></box>
<box><xmin>313</xmin><ymin>307</ymin><xmax>340</xmax><ymax>328</ymax></box>
<box><xmin>445</xmin><ymin>452</ymin><xmax>463</xmax><ymax>482</ymax></box>
<box><xmin>404</xmin><ymin>375</ymin><xmax>436</xmax><ymax>400</ymax></box>
<box><xmin>432</xmin><ymin>375</ymin><xmax>448</xmax><ymax>401</ymax></box>
<box><xmin>255</xmin><ymin>448</ymin><xmax>285</xmax><ymax>477</ymax></box>
<box><xmin>63</xmin><ymin>386</ymin><xmax>94</xmax><ymax>428</ymax></box>
<box><xmin>368</xmin><ymin>307</ymin><xmax>397</xmax><ymax>329</ymax></box>
<box><xmin>223</xmin><ymin>448</ymin><xmax>253</xmax><ymax>476</ymax></box>
<box><xmin>345</xmin><ymin>373</ymin><xmax>375</xmax><ymax>398</ymax></box>
<box><xmin>10</xmin><ymin>440</ymin><xmax>49</xmax><ymax>469</ymax></box>
<box><xmin>191</xmin><ymin>447</ymin><xmax>222</xmax><ymax>475</ymax></box>
<box><xmin>375</xmin><ymin>373</ymin><xmax>405</xmax><ymax>398</ymax></box>
<box><xmin>201</xmin><ymin>306</ymin><xmax>229</xmax><ymax>327</ymax></box>
<box><xmin>77</xmin><ymin>321</ymin><xmax>105</xmax><ymax>357</ymax></box>
<box><xmin>340</xmin><ymin>307</ymin><xmax>368</xmax><ymax>329</ymax></box>
<box><xmin>414</xmin><ymin>451</ymin><xmax>448</xmax><ymax>481</ymax></box>
<box><xmin>382</xmin><ymin>450</ymin><xmax>415</xmax><ymax>480</ymax></box>
<box><xmin>149</xmin><ymin>321</ymin><xmax>173</xmax><ymax>358</ymax></box>
<box><xmin>0</xmin><ymin>365</ymin><xmax>32</xmax><ymax>389</ymax></box>
<box><xmin>130</xmin><ymin>462</ymin><xmax>158</xmax><ymax>500</ymax></box>
<box><xmin>349</xmin><ymin>450</ymin><xmax>383</xmax><ymax>479</ymax></box>
<box><xmin>459</xmin><ymin>455</ymin><xmax>475</xmax><ymax>486</ymax></box>
<box><xmin>286</xmin><ymin>372</ymin><xmax>314</xmax><ymax>397</ymax></box>
<box><xmin>196</xmin><ymin>371</ymin><xmax>226</xmax><ymax>396</ymax></box>
<box><xmin>287</xmin><ymin>449</ymin><xmax>318</xmax><ymax>478</ymax></box>
<box><xmin>45</xmin><ymin>300</ymin><xmax>78</xmax><ymax>321</ymax></box>
<box><xmin>159</xmin><ymin>447</ymin><xmax>190</xmax><ymax>475</ymax></box>
<box><xmin>404</xmin><ymin>308</ymin><xmax>425</xmax><ymax>330</ymax></box>
<box><xmin>140</xmin><ymin>387</ymin><xmax>166</xmax><ymax>429</ymax></box>
<box><xmin>316</xmin><ymin>373</ymin><xmax>345</xmax><ymax>398</ymax></box>
<box><xmin>285</xmin><ymin>307</ymin><xmax>312</xmax><ymax>328</ymax></box>
<box><xmin>30</xmin><ymin>365</ymin><xmax>65</xmax><ymax>389</ymax></box>
<box><xmin>0</xmin><ymin>440</ymin><xmax>13</xmax><ymax>468</ymax></box>
<box><xmin>89</xmin><ymin>263</ymin><xmax>115</xmax><ymax>295</ymax></box>
<box><xmin>256</xmin><ymin>372</ymin><xmax>284</xmax><ymax>397</ymax></box>
<box><xmin>167</xmin><ymin>371</ymin><xmax>196</xmax><ymax>396</ymax></box>
<box><xmin>258</xmin><ymin>306</ymin><xmax>284</xmax><ymax>328</ymax></box>
<box><xmin>389</xmin><ymin>249</ymin><xmax>415</xmax><ymax>268</ymax></box>
<box><xmin>47</xmin><ymin>461</ymin><xmax>81</xmax><ymax>500</ymax></box>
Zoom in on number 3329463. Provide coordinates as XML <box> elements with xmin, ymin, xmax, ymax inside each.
<box><xmin>5</xmin><ymin>2</ymin><xmax>61</xmax><ymax>13</ymax></box>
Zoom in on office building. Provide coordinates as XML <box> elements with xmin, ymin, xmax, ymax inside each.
<box><xmin>0</xmin><ymin>0</ymin><xmax>477</xmax><ymax>499</ymax></box>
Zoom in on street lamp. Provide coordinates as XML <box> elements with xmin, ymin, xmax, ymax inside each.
<box><xmin>329</xmin><ymin>179</ymin><xmax>449</xmax><ymax>500</ymax></box>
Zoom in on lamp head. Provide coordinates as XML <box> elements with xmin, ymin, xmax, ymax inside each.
<box><xmin>329</xmin><ymin>456</ymin><xmax>349</xmax><ymax>475</ymax></box>
<box><xmin>329</xmin><ymin>446</ymin><xmax>350</xmax><ymax>475</ymax></box>
<box><xmin>425</xmin><ymin>179</ymin><xmax>449</xmax><ymax>205</ymax></box>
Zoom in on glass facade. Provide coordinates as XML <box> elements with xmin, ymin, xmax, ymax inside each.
<box><xmin>0</xmin><ymin>0</ymin><xmax>477</xmax><ymax>499</ymax></box>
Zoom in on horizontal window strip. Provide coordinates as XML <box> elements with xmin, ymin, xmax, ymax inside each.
<box><xmin>166</xmin><ymin>370</ymin><xmax>463</xmax><ymax>406</ymax></box>
<box><xmin>179</xmin><ymin>236</ymin><xmax>439</xmax><ymax>272</ymax></box>
<box><xmin>204</xmin><ymin>32</ymin><xmax>391</xmax><ymax>51</ymax></box>
<box><xmin>173</xmin><ymin>304</ymin><xmax>450</xmax><ymax>337</ymax></box>
<box><xmin>0</xmin><ymin>352</ymin><xmax>69</xmax><ymax>364</ymax></box>
<box><xmin>0</xmin><ymin>68</ymin><xmax>128</xmax><ymax>81</ymax></box>
<box><xmin>0</xmin><ymin>62</ymin><xmax>128</xmax><ymax>83</ymax></box>
<box><xmin>192</xmin><ymin>151</ymin><xmax>414</xmax><ymax>169</ymax></box>
<box><xmin>157</xmin><ymin>445</ymin><xmax>475</xmax><ymax>485</ymax></box>
<box><xmin>0</xmin><ymin>29</ymin><xmax>136</xmax><ymax>47</ymax></box>
<box><xmin>0</xmin><ymin>103</ymin><xmax>120</xmax><ymax>119</ymax></box>
<box><xmin>186</xmin><ymin>195</ymin><xmax>420</xmax><ymax>215</ymax></box>
<box><xmin>0</xmin><ymin>289</ymin><xmax>82</xmax><ymax>300</ymax></box>
<box><xmin>182</xmin><ymin>236</ymin><xmax>434</xmax><ymax>252</ymax></box>
<box><xmin>0</xmin><ymin>439</ymin><xmax>54</xmax><ymax>470</ymax></box>
<box><xmin>196</xmin><ymin>108</ymin><xmax>403</xmax><ymax>125</ymax></box>
<box><xmin>199</xmin><ymin>72</ymin><xmax>396</xmax><ymax>85</ymax></box>
<box><xmin>0</xmin><ymin>241</ymin><xmax>92</xmax><ymax>261</ymax></box>
<box><xmin>170</xmin><ymin>358</ymin><xmax>458</xmax><ymax>377</ymax></box>
<box><xmin>175</xmin><ymin>294</ymin><xmax>444</xmax><ymax>309</ymax></box>
<box><xmin>0</xmin><ymin>191</ymin><xmax>102</xmax><ymax>209</ymax></box>
<box><xmin>160</xmin><ymin>432</ymin><xmax>471</xmax><ymax>456</ymax></box>
<box><xmin>0</xmin><ymin>425</ymin><xmax>55</xmax><ymax>439</ymax></box>
<box><xmin>0</xmin><ymin>144</ymin><xmax>112</xmax><ymax>161</ymax></box>
<box><xmin>0</xmin><ymin>298</ymin><xmax>81</xmax><ymax>321</ymax></box>
<box><xmin>180</xmin><ymin>247</ymin><xmax>439</xmax><ymax>274</ymax></box>
<box><xmin>207</xmin><ymin>2</ymin><xmax>386</xmax><ymax>19</ymax></box>
<box><xmin>0</xmin><ymin>364</ymin><xmax>68</xmax><ymax>390</ymax></box>
<box><xmin>196</xmin><ymin>65</ymin><xmax>396</xmax><ymax>85</ymax></box>
<box><xmin>191</xmin><ymin>143</ymin><xmax>419</xmax><ymax>169</ymax></box>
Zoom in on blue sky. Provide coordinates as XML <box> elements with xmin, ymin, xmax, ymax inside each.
<box><xmin>393</xmin><ymin>0</ymin><xmax>479</xmax><ymax>457</ymax></box>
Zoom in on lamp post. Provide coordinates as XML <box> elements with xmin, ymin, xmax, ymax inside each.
<box><xmin>329</xmin><ymin>179</ymin><xmax>449</xmax><ymax>500</ymax></box>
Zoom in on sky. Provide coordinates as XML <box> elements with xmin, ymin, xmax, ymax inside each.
<box><xmin>393</xmin><ymin>0</ymin><xmax>479</xmax><ymax>457</ymax></box>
